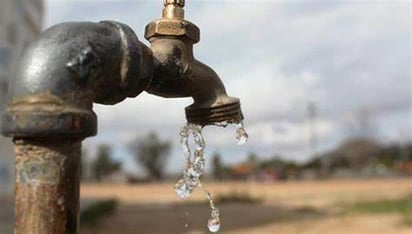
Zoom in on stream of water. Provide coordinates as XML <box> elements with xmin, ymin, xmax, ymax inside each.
<box><xmin>174</xmin><ymin>121</ymin><xmax>248</xmax><ymax>232</ymax></box>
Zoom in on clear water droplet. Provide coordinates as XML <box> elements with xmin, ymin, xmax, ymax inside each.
<box><xmin>235</xmin><ymin>122</ymin><xmax>249</xmax><ymax>145</ymax></box>
<box><xmin>211</xmin><ymin>208</ymin><xmax>220</xmax><ymax>218</ymax></box>
<box><xmin>180</xmin><ymin>124</ymin><xmax>190</xmax><ymax>137</ymax></box>
<box><xmin>185</xmin><ymin>211</ymin><xmax>189</xmax><ymax>228</ymax></box>
<box><xmin>186</xmin><ymin>171</ymin><xmax>200</xmax><ymax>188</ymax></box>
<box><xmin>193</xmin><ymin>156</ymin><xmax>205</xmax><ymax>172</ymax></box>
<box><xmin>174</xmin><ymin>178</ymin><xmax>192</xmax><ymax>198</ymax></box>
<box><xmin>208</xmin><ymin>217</ymin><xmax>221</xmax><ymax>233</ymax></box>
<box><xmin>214</xmin><ymin>121</ymin><xmax>228</xmax><ymax>127</ymax></box>
<box><xmin>187</xmin><ymin>166</ymin><xmax>201</xmax><ymax>178</ymax></box>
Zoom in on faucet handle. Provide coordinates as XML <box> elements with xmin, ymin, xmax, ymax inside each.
<box><xmin>164</xmin><ymin>0</ymin><xmax>185</xmax><ymax>7</ymax></box>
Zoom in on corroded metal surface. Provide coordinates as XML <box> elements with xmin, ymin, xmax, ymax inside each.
<box><xmin>14</xmin><ymin>138</ymin><xmax>81</xmax><ymax>234</ymax></box>
<box><xmin>2</xmin><ymin>21</ymin><xmax>153</xmax><ymax>138</ymax></box>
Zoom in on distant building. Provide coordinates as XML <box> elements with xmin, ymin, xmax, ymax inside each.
<box><xmin>0</xmin><ymin>0</ymin><xmax>43</xmax><ymax>196</ymax></box>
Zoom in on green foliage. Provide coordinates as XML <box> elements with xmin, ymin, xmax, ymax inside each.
<box><xmin>80</xmin><ymin>199</ymin><xmax>118</xmax><ymax>226</ymax></box>
<box><xmin>346</xmin><ymin>196</ymin><xmax>412</xmax><ymax>227</ymax></box>
<box><xmin>347</xmin><ymin>197</ymin><xmax>412</xmax><ymax>214</ymax></box>
<box><xmin>130</xmin><ymin>132</ymin><xmax>171</xmax><ymax>180</ymax></box>
<box><xmin>92</xmin><ymin>144</ymin><xmax>121</xmax><ymax>181</ymax></box>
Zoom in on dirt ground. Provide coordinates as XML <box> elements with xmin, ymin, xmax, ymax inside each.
<box><xmin>80</xmin><ymin>178</ymin><xmax>412</xmax><ymax>234</ymax></box>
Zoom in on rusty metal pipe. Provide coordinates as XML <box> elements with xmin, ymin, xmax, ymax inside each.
<box><xmin>14</xmin><ymin>138</ymin><xmax>81</xmax><ymax>233</ymax></box>
<box><xmin>2</xmin><ymin>21</ymin><xmax>152</xmax><ymax>233</ymax></box>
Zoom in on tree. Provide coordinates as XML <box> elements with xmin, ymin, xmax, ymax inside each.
<box><xmin>212</xmin><ymin>152</ymin><xmax>224</xmax><ymax>181</ymax></box>
<box><xmin>130</xmin><ymin>132</ymin><xmax>171</xmax><ymax>181</ymax></box>
<box><xmin>92</xmin><ymin>144</ymin><xmax>121</xmax><ymax>182</ymax></box>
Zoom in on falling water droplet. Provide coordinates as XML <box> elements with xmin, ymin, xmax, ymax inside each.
<box><xmin>193</xmin><ymin>156</ymin><xmax>205</xmax><ymax>172</ymax></box>
<box><xmin>214</xmin><ymin>121</ymin><xmax>228</xmax><ymax>127</ymax></box>
<box><xmin>207</xmin><ymin>217</ymin><xmax>221</xmax><ymax>233</ymax></box>
<box><xmin>185</xmin><ymin>211</ymin><xmax>190</xmax><ymax>228</ymax></box>
<box><xmin>176</xmin><ymin>121</ymin><xmax>249</xmax><ymax>233</ymax></box>
<box><xmin>174</xmin><ymin>178</ymin><xmax>192</xmax><ymax>198</ymax></box>
<box><xmin>235</xmin><ymin>121</ymin><xmax>249</xmax><ymax>145</ymax></box>
<box><xmin>211</xmin><ymin>208</ymin><xmax>220</xmax><ymax>218</ymax></box>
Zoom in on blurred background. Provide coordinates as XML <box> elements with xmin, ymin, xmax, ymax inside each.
<box><xmin>0</xmin><ymin>0</ymin><xmax>411</xmax><ymax>233</ymax></box>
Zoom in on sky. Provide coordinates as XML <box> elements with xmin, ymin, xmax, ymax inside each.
<box><xmin>44</xmin><ymin>0</ymin><xmax>411</xmax><ymax>174</ymax></box>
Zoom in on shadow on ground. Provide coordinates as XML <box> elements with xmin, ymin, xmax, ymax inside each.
<box><xmin>80</xmin><ymin>202</ymin><xmax>327</xmax><ymax>234</ymax></box>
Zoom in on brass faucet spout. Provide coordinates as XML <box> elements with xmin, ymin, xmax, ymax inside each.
<box><xmin>144</xmin><ymin>1</ymin><xmax>244</xmax><ymax>126</ymax></box>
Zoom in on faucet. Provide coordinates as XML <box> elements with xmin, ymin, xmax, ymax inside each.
<box><xmin>145</xmin><ymin>0</ymin><xmax>243</xmax><ymax>126</ymax></box>
<box><xmin>1</xmin><ymin>0</ymin><xmax>243</xmax><ymax>233</ymax></box>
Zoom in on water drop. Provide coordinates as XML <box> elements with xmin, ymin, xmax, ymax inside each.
<box><xmin>214</xmin><ymin>121</ymin><xmax>228</xmax><ymax>127</ymax></box>
<box><xmin>181</xmin><ymin>124</ymin><xmax>190</xmax><ymax>135</ymax></box>
<box><xmin>186</xmin><ymin>171</ymin><xmax>200</xmax><ymax>188</ymax></box>
<box><xmin>174</xmin><ymin>178</ymin><xmax>192</xmax><ymax>199</ymax></box>
<box><xmin>235</xmin><ymin>121</ymin><xmax>249</xmax><ymax>145</ymax></box>
<box><xmin>185</xmin><ymin>211</ymin><xmax>189</xmax><ymax>228</ymax></box>
<box><xmin>207</xmin><ymin>217</ymin><xmax>221</xmax><ymax>233</ymax></box>
<box><xmin>193</xmin><ymin>156</ymin><xmax>205</xmax><ymax>172</ymax></box>
<box><xmin>187</xmin><ymin>167</ymin><xmax>201</xmax><ymax>178</ymax></box>
<box><xmin>211</xmin><ymin>208</ymin><xmax>220</xmax><ymax>218</ymax></box>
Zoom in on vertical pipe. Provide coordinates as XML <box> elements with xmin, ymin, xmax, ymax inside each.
<box><xmin>14</xmin><ymin>138</ymin><xmax>82</xmax><ymax>234</ymax></box>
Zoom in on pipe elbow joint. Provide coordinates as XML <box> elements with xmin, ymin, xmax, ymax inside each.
<box><xmin>2</xmin><ymin>21</ymin><xmax>153</xmax><ymax>138</ymax></box>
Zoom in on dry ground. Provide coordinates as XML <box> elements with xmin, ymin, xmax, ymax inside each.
<box><xmin>80</xmin><ymin>178</ymin><xmax>412</xmax><ymax>234</ymax></box>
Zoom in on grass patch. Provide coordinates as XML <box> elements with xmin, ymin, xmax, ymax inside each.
<box><xmin>346</xmin><ymin>196</ymin><xmax>412</xmax><ymax>227</ymax></box>
<box><xmin>80</xmin><ymin>199</ymin><xmax>118</xmax><ymax>226</ymax></box>
<box><xmin>347</xmin><ymin>197</ymin><xmax>412</xmax><ymax>215</ymax></box>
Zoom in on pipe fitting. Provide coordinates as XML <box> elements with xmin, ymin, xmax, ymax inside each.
<box><xmin>145</xmin><ymin>20</ymin><xmax>199</xmax><ymax>43</ymax></box>
<box><xmin>2</xmin><ymin>21</ymin><xmax>153</xmax><ymax>138</ymax></box>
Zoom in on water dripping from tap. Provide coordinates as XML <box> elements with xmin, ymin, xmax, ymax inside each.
<box><xmin>235</xmin><ymin>121</ymin><xmax>248</xmax><ymax>145</ymax></box>
<box><xmin>175</xmin><ymin>120</ymin><xmax>248</xmax><ymax>232</ymax></box>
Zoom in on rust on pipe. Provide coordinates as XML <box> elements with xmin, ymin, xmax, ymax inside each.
<box><xmin>14</xmin><ymin>138</ymin><xmax>81</xmax><ymax>234</ymax></box>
